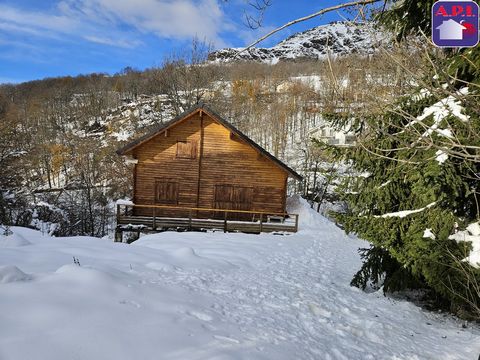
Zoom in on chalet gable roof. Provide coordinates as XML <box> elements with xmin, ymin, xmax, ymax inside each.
<box><xmin>116</xmin><ymin>104</ymin><xmax>303</xmax><ymax>181</ymax></box>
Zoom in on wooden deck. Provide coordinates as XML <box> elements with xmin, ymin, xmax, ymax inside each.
<box><xmin>115</xmin><ymin>204</ymin><xmax>298</xmax><ymax>241</ymax></box>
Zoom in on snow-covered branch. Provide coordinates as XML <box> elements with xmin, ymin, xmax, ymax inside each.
<box><xmin>237</xmin><ymin>0</ymin><xmax>382</xmax><ymax>55</ymax></box>
<box><xmin>374</xmin><ymin>202</ymin><xmax>436</xmax><ymax>218</ymax></box>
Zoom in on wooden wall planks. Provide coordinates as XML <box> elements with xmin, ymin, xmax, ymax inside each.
<box><xmin>131</xmin><ymin>112</ymin><xmax>288</xmax><ymax>219</ymax></box>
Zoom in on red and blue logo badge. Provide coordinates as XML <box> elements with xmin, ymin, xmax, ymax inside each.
<box><xmin>432</xmin><ymin>0</ymin><xmax>479</xmax><ymax>47</ymax></box>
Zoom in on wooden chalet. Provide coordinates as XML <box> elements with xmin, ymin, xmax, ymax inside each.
<box><xmin>115</xmin><ymin>104</ymin><xmax>302</xmax><ymax>239</ymax></box>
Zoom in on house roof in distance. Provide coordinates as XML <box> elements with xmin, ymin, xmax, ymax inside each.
<box><xmin>116</xmin><ymin>103</ymin><xmax>303</xmax><ymax>181</ymax></box>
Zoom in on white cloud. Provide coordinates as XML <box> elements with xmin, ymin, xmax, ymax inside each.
<box><xmin>0</xmin><ymin>22</ymin><xmax>49</xmax><ymax>37</ymax></box>
<box><xmin>83</xmin><ymin>35</ymin><xmax>143</xmax><ymax>49</ymax></box>
<box><xmin>81</xmin><ymin>0</ymin><xmax>224</xmax><ymax>38</ymax></box>
<box><xmin>0</xmin><ymin>0</ymin><xmax>229</xmax><ymax>48</ymax></box>
<box><xmin>0</xmin><ymin>4</ymin><xmax>78</xmax><ymax>33</ymax></box>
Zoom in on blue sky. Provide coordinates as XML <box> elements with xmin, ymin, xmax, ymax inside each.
<box><xmin>0</xmin><ymin>0</ymin><xmax>356</xmax><ymax>83</ymax></box>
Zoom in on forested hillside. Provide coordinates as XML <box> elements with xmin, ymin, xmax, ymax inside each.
<box><xmin>1</xmin><ymin>10</ymin><xmax>478</xmax><ymax>318</ymax></box>
<box><xmin>0</xmin><ymin>24</ymin><xmax>419</xmax><ymax>239</ymax></box>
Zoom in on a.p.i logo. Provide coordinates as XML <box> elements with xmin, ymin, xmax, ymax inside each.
<box><xmin>432</xmin><ymin>0</ymin><xmax>479</xmax><ymax>47</ymax></box>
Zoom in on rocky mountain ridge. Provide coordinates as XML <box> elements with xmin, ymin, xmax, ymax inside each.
<box><xmin>209</xmin><ymin>21</ymin><xmax>387</xmax><ymax>63</ymax></box>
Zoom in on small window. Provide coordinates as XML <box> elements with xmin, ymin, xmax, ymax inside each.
<box><xmin>155</xmin><ymin>181</ymin><xmax>178</xmax><ymax>204</ymax></box>
<box><xmin>345</xmin><ymin>135</ymin><xmax>356</xmax><ymax>144</ymax></box>
<box><xmin>176</xmin><ymin>140</ymin><xmax>197</xmax><ymax>159</ymax></box>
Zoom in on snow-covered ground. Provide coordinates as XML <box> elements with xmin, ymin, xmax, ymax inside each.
<box><xmin>0</xmin><ymin>198</ymin><xmax>478</xmax><ymax>360</ymax></box>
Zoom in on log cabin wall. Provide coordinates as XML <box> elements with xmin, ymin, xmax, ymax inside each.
<box><xmin>133</xmin><ymin>113</ymin><xmax>201</xmax><ymax>217</ymax></box>
<box><xmin>199</xmin><ymin>115</ymin><xmax>287</xmax><ymax>215</ymax></box>
<box><xmin>130</xmin><ymin>111</ymin><xmax>288</xmax><ymax>219</ymax></box>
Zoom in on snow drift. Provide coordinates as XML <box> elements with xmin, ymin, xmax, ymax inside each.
<box><xmin>0</xmin><ymin>200</ymin><xmax>478</xmax><ymax>359</ymax></box>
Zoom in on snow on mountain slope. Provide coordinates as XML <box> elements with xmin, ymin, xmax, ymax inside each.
<box><xmin>0</xmin><ymin>198</ymin><xmax>478</xmax><ymax>360</ymax></box>
<box><xmin>210</xmin><ymin>22</ymin><xmax>387</xmax><ymax>63</ymax></box>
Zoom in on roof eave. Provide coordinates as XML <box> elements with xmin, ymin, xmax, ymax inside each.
<box><xmin>201</xmin><ymin>106</ymin><xmax>303</xmax><ymax>181</ymax></box>
<box><xmin>116</xmin><ymin>103</ymin><xmax>303</xmax><ymax>181</ymax></box>
<box><xmin>114</xmin><ymin>104</ymin><xmax>204</xmax><ymax>156</ymax></box>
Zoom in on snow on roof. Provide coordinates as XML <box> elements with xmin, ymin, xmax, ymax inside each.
<box><xmin>116</xmin><ymin>199</ymin><xmax>134</xmax><ymax>206</ymax></box>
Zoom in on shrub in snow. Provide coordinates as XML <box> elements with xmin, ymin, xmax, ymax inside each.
<box><xmin>29</xmin><ymin>203</ymin><xmax>68</xmax><ymax>236</ymax></box>
<box><xmin>73</xmin><ymin>256</ymin><xmax>81</xmax><ymax>266</ymax></box>
<box><xmin>1</xmin><ymin>225</ymin><xmax>12</xmax><ymax>236</ymax></box>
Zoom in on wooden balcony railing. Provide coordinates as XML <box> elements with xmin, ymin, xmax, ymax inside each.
<box><xmin>116</xmin><ymin>203</ymin><xmax>299</xmax><ymax>235</ymax></box>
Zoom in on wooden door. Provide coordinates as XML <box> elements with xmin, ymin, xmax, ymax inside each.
<box><xmin>232</xmin><ymin>187</ymin><xmax>253</xmax><ymax>211</ymax></box>
<box><xmin>214</xmin><ymin>185</ymin><xmax>253</xmax><ymax>220</ymax></box>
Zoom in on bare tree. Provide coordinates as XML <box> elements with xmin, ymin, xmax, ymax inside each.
<box><xmin>149</xmin><ymin>38</ymin><xmax>223</xmax><ymax>116</ymax></box>
<box><xmin>242</xmin><ymin>0</ymin><xmax>272</xmax><ymax>29</ymax></box>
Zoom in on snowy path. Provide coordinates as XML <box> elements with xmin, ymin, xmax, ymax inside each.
<box><xmin>0</xmin><ymin>199</ymin><xmax>478</xmax><ymax>359</ymax></box>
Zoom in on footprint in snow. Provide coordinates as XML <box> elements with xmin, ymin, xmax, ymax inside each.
<box><xmin>201</xmin><ymin>323</ymin><xmax>217</xmax><ymax>332</ymax></box>
<box><xmin>213</xmin><ymin>335</ymin><xmax>240</xmax><ymax>344</ymax></box>
<box><xmin>187</xmin><ymin>310</ymin><xmax>213</xmax><ymax>322</ymax></box>
<box><xmin>119</xmin><ymin>300</ymin><xmax>141</xmax><ymax>308</ymax></box>
<box><xmin>308</xmin><ymin>303</ymin><xmax>331</xmax><ymax>318</ymax></box>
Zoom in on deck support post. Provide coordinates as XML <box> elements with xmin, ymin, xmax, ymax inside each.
<box><xmin>294</xmin><ymin>214</ymin><xmax>299</xmax><ymax>232</ymax></box>
<box><xmin>259</xmin><ymin>213</ymin><xmax>263</xmax><ymax>233</ymax></box>
<box><xmin>224</xmin><ymin>211</ymin><xmax>227</xmax><ymax>233</ymax></box>
<box><xmin>116</xmin><ymin>204</ymin><xmax>120</xmax><ymax>224</ymax></box>
<box><xmin>114</xmin><ymin>228</ymin><xmax>123</xmax><ymax>243</ymax></box>
<box><xmin>188</xmin><ymin>209</ymin><xmax>192</xmax><ymax>230</ymax></box>
<box><xmin>152</xmin><ymin>207</ymin><xmax>156</xmax><ymax>230</ymax></box>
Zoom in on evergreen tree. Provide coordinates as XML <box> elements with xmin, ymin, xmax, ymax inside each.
<box><xmin>323</xmin><ymin>0</ymin><xmax>480</xmax><ymax>316</ymax></box>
